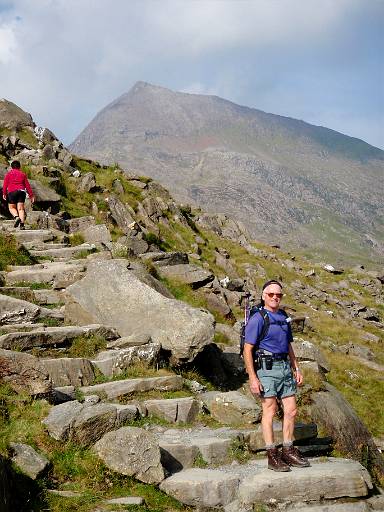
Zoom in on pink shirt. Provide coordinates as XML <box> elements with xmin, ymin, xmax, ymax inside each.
<box><xmin>3</xmin><ymin>168</ymin><xmax>34</xmax><ymax>198</ymax></box>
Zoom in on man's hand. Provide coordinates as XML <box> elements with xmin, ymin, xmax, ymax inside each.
<box><xmin>249</xmin><ymin>376</ymin><xmax>263</xmax><ymax>396</ymax></box>
<box><xmin>294</xmin><ymin>368</ymin><xmax>303</xmax><ymax>386</ymax></box>
<box><xmin>31</xmin><ymin>197</ymin><xmax>35</xmax><ymax>204</ymax></box>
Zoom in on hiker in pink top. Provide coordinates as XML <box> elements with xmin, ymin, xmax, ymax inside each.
<box><xmin>2</xmin><ymin>160</ymin><xmax>35</xmax><ymax>230</ymax></box>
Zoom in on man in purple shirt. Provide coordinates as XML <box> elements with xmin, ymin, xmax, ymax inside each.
<box><xmin>243</xmin><ymin>280</ymin><xmax>310</xmax><ymax>471</ymax></box>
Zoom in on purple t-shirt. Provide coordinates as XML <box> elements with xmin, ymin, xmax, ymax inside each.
<box><xmin>244</xmin><ymin>309</ymin><xmax>293</xmax><ymax>354</ymax></box>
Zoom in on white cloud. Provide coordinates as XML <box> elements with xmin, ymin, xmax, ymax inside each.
<box><xmin>0</xmin><ymin>23</ymin><xmax>17</xmax><ymax>64</ymax></box>
<box><xmin>0</xmin><ymin>0</ymin><xmax>381</xmax><ymax>148</ymax></box>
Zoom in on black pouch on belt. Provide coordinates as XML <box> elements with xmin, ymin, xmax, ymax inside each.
<box><xmin>264</xmin><ymin>355</ymin><xmax>273</xmax><ymax>370</ymax></box>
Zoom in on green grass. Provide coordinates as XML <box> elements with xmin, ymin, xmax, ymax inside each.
<box><xmin>0</xmin><ymin>233</ymin><xmax>36</xmax><ymax>270</ymax></box>
<box><xmin>23</xmin><ymin>282</ymin><xmax>53</xmax><ymax>290</ymax></box>
<box><xmin>68</xmin><ymin>233</ymin><xmax>85</xmax><ymax>246</ymax></box>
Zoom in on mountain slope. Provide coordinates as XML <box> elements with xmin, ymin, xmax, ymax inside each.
<box><xmin>70</xmin><ymin>82</ymin><xmax>384</xmax><ymax>268</ymax></box>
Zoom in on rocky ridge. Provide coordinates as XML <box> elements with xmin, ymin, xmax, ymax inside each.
<box><xmin>0</xmin><ymin>100</ymin><xmax>383</xmax><ymax>511</ymax></box>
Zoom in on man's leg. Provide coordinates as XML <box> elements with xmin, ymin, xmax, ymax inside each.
<box><xmin>261</xmin><ymin>397</ymin><xmax>278</xmax><ymax>445</ymax></box>
<box><xmin>262</xmin><ymin>397</ymin><xmax>290</xmax><ymax>472</ymax></box>
<box><xmin>281</xmin><ymin>394</ymin><xmax>310</xmax><ymax>467</ymax></box>
<box><xmin>17</xmin><ymin>202</ymin><xmax>26</xmax><ymax>224</ymax></box>
<box><xmin>281</xmin><ymin>394</ymin><xmax>297</xmax><ymax>443</ymax></box>
<box><xmin>8</xmin><ymin>202</ymin><xmax>18</xmax><ymax>219</ymax></box>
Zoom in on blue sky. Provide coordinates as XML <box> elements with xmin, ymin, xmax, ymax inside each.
<box><xmin>0</xmin><ymin>0</ymin><xmax>383</xmax><ymax>149</ymax></box>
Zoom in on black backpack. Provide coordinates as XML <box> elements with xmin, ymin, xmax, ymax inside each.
<box><xmin>239</xmin><ymin>295</ymin><xmax>288</xmax><ymax>357</ymax></box>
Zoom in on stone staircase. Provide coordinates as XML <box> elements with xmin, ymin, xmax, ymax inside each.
<box><xmin>1</xmin><ymin>217</ymin><xmax>382</xmax><ymax>512</ymax></box>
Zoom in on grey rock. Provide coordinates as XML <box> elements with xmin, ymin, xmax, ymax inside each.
<box><xmin>311</xmin><ymin>383</ymin><xmax>384</xmax><ymax>478</ymax></box>
<box><xmin>106</xmin><ymin>333</ymin><xmax>151</xmax><ymax>349</ymax></box>
<box><xmin>10</xmin><ymin>443</ymin><xmax>50</xmax><ymax>480</ymax></box>
<box><xmin>5</xmin><ymin>260</ymin><xmax>86</xmax><ymax>288</ymax></box>
<box><xmin>237</xmin><ymin>458</ymin><xmax>371</xmax><ymax>504</ymax></box>
<box><xmin>160</xmin><ymin>468</ymin><xmax>239</xmax><ymax>508</ymax></box>
<box><xmin>79</xmin><ymin>172</ymin><xmax>97</xmax><ymax>192</ymax></box>
<box><xmin>105</xmin><ymin>496</ymin><xmax>144</xmax><ymax>506</ymax></box>
<box><xmin>0</xmin><ymin>99</ymin><xmax>35</xmax><ymax>130</ymax></box>
<box><xmin>64</xmin><ymin>259</ymin><xmax>214</xmax><ymax>364</ymax></box>
<box><xmin>93</xmin><ymin>426</ymin><xmax>164</xmax><ymax>484</ymax></box>
<box><xmin>71</xmin><ymin>403</ymin><xmax>117</xmax><ymax>446</ymax></box>
<box><xmin>291</xmin><ymin>339</ymin><xmax>330</xmax><ymax>372</ymax></box>
<box><xmin>158</xmin><ymin>427</ymin><xmax>244</xmax><ymax>473</ymax></box>
<box><xmin>0</xmin><ymin>293</ymin><xmax>40</xmax><ymax>324</ymax></box>
<box><xmin>0</xmin><ymin>324</ymin><xmax>118</xmax><ymax>350</ymax></box>
<box><xmin>79</xmin><ymin>375</ymin><xmax>183</xmax><ymax>400</ymax></box>
<box><xmin>0</xmin><ymin>348</ymin><xmax>52</xmax><ymax>397</ymax></box>
<box><xmin>113</xmin><ymin>234</ymin><xmax>149</xmax><ymax>256</ymax></box>
<box><xmin>91</xmin><ymin>343</ymin><xmax>161</xmax><ymax>378</ymax></box>
<box><xmin>39</xmin><ymin>357</ymin><xmax>96</xmax><ymax>387</ymax></box>
<box><xmin>200</xmin><ymin>391</ymin><xmax>261</xmax><ymax>425</ymax></box>
<box><xmin>143</xmin><ymin>397</ymin><xmax>200</xmax><ymax>424</ymax></box>
<box><xmin>66</xmin><ymin>216</ymin><xmax>96</xmax><ymax>234</ymax></box>
<box><xmin>42</xmin><ymin>400</ymin><xmax>85</xmax><ymax>441</ymax></box>
<box><xmin>204</xmin><ymin>291</ymin><xmax>232</xmax><ymax>318</ymax></box>
<box><xmin>106</xmin><ymin>195</ymin><xmax>136</xmax><ymax>233</ymax></box>
<box><xmin>157</xmin><ymin>263</ymin><xmax>214</xmax><ymax>289</ymax></box>
<box><xmin>140</xmin><ymin>251</ymin><xmax>189</xmax><ymax>266</ymax></box>
<box><xmin>81</xmin><ymin>224</ymin><xmax>112</xmax><ymax>246</ymax></box>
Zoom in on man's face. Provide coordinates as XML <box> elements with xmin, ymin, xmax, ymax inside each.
<box><xmin>262</xmin><ymin>283</ymin><xmax>283</xmax><ymax>312</ymax></box>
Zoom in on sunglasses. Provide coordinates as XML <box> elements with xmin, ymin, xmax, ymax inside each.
<box><xmin>266</xmin><ymin>292</ymin><xmax>283</xmax><ymax>298</ymax></box>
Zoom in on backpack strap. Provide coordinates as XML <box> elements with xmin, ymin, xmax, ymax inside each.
<box><xmin>254</xmin><ymin>308</ymin><xmax>270</xmax><ymax>350</ymax></box>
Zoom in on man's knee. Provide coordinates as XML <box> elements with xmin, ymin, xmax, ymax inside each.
<box><xmin>262</xmin><ymin>399</ymin><xmax>278</xmax><ymax>417</ymax></box>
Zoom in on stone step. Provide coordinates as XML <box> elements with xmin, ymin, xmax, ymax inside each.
<box><xmin>160</xmin><ymin>458</ymin><xmax>373</xmax><ymax>509</ymax></box>
<box><xmin>5</xmin><ymin>260</ymin><xmax>87</xmax><ymax>288</ymax></box>
<box><xmin>0</xmin><ymin>324</ymin><xmax>119</xmax><ymax>351</ymax></box>
<box><xmin>30</xmin><ymin>244</ymin><xmax>95</xmax><ymax>261</ymax></box>
<box><xmin>0</xmin><ymin>292</ymin><xmax>64</xmax><ymax>325</ymax></box>
<box><xmin>157</xmin><ymin>427</ymin><xmax>244</xmax><ymax>473</ymax></box>
<box><xmin>0</xmin><ymin>286</ymin><xmax>64</xmax><ymax>305</ymax></box>
<box><xmin>79</xmin><ymin>375</ymin><xmax>184</xmax><ymax>400</ymax></box>
<box><xmin>12</xmin><ymin>229</ymin><xmax>55</xmax><ymax>244</ymax></box>
<box><xmin>22</xmin><ymin>241</ymin><xmax>70</xmax><ymax>250</ymax></box>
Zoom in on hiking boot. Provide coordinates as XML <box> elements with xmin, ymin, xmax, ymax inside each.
<box><xmin>19</xmin><ymin>223</ymin><xmax>25</xmax><ymax>230</ymax></box>
<box><xmin>267</xmin><ymin>448</ymin><xmax>291</xmax><ymax>472</ymax></box>
<box><xmin>281</xmin><ymin>446</ymin><xmax>310</xmax><ymax>467</ymax></box>
<box><xmin>14</xmin><ymin>216</ymin><xmax>20</xmax><ymax>228</ymax></box>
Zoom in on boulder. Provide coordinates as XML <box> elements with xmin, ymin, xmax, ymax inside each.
<box><xmin>160</xmin><ymin>468</ymin><xmax>239</xmax><ymax>508</ymax></box>
<box><xmin>311</xmin><ymin>383</ymin><xmax>384</xmax><ymax>480</ymax></box>
<box><xmin>64</xmin><ymin>259</ymin><xmax>215</xmax><ymax>364</ymax></box>
<box><xmin>0</xmin><ymin>99</ymin><xmax>35</xmax><ymax>130</ymax></box>
<box><xmin>140</xmin><ymin>251</ymin><xmax>189</xmax><ymax>267</ymax></box>
<box><xmin>91</xmin><ymin>342</ymin><xmax>161</xmax><ymax>378</ymax></box>
<box><xmin>39</xmin><ymin>357</ymin><xmax>96</xmax><ymax>387</ymax></box>
<box><xmin>71</xmin><ymin>403</ymin><xmax>117</xmax><ymax>446</ymax></box>
<box><xmin>291</xmin><ymin>339</ymin><xmax>330</xmax><ymax>373</ymax></box>
<box><xmin>157</xmin><ymin>263</ymin><xmax>214</xmax><ymax>289</ymax></box>
<box><xmin>93</xmin><ymin>426</ymin><xmax>164</xmax><ymax>484</ymax></box>
<box><xmin>200</xmin><ymin>391</ymin><xmax>261</xmax><ymax>425</ymax></box>
<box><xmin>106</xmin><ymin>195</ymin><xmax>136</xmax><ymax>233</ymax></box>
<box><xmin>81</xmin><ymin>224</ymin><xmax>112</xmax><ymax>246</ymax></box>
<box><xmin>237</xmin><ymin>458</ymin><xmax>371</xmax><ymax>504</ymax></box>
<box><xmin>0</xmin><ymin>293</ymin><xmax>40</xmax><ymax>324</ymax></box>
<box><xmin>79</xmin><ymin>375</ymin><xmax>183</xmax><ymax>400</ymax></box>
<box><xmin>143</xmin><ymin>397</ymin><xmax>200</xmax><ymax>424</ymax></box>
<box><xmin>0</xmin><ymin>349</ymin><xmax>52</xmax><ymax>397</ymax></box>
<box><xmin>79</xmin><ymin>172</ymin><xmax>97</xmax><ymax>192</ymax></box>
<box><xmin>10</xmin><ymin>443</ymin><xmax>50</xmax><ymax>480</ymax></box>
<box><xmin>0</xmin><ymin>324</ymin><xmax>119</xmax><ymax>351</ymax></box>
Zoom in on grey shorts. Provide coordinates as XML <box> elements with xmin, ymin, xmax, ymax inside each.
<box><xmin>257</xmin><ymin>360</ymin><xmax>297</xmax><ymax>399</ymax></box>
